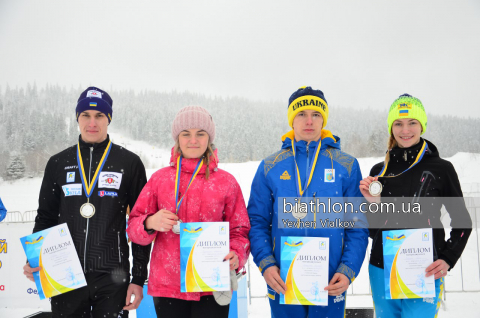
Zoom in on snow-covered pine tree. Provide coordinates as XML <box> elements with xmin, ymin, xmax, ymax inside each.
<box><xmin>6</xmin><ymin>155</ymin><xmax>26</xmax><ymax>180</ymax></box>
<box><xmin>368</xmin><ymin>128</ymin><xmax>387</xmax><ymax>157</ymax></box>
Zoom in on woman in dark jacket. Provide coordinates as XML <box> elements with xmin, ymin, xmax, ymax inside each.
<box><xmin>359</xmin><ymin>94</ymin><xmax>472</xmax><ymax>318</ymax></box>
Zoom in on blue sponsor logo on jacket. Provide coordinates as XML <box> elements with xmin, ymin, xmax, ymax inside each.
<box><xmin>62</xmin><ymin>184</ymin><xmax>82</xmax><ymax>197</ymax></box>
<box><xmin>98</xmin><ymin>190</ymin><xmax>118</xmax><ymax>197</ymax></box>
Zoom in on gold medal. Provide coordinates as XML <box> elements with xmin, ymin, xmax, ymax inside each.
<box><xmin>369</xmin><ymin>181</ymin><xmax>383</xmax><ymax>196</ymax></box>
<box><xmin>80</xmin><ymin>202</ymin><xmax>96</xmax><ymax>218</ymax></box>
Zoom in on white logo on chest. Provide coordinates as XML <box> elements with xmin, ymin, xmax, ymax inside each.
<box><xmin>98</xmin><ymin>172</ymin><xmax>123</xmax><ymax>190</ymax></box>
<box><xmin>324</xmin><ymin>169</ymin><xmax>335</xmax><ymax>182</ymax></box>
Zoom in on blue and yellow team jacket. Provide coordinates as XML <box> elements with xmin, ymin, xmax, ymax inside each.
<box><xmin>247</xmin><ymin>130</ymin><xmax>369</xmax><ymax>284</ymax></box>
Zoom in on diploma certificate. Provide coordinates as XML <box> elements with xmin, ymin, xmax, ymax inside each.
<box><xmin>383</xmin><ymin>228</ymin><xmax>435</xmax><ymax>299</ymax></box>
<box><xmin>280</xmin><ymin>236</ymin><xmax>329</xmax><ymax>306</ymax></box>
<box><xmin>180</xmin><ymin>222</ymin><xmax>230</xmax><ymax>292</ymax></box>
<box><xmin>20</xmin><ymin>223</ymin><xmax>87</xmax><ymax>300</ymax></box>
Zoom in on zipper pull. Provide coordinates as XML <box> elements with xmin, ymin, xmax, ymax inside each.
<box><xmin>403</xmin><ymin>150</ymin><xmax>407</xmax><ymax>161</ymax></box>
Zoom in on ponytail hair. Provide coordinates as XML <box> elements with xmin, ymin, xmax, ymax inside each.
<box><xmin>202</xmin><ymin>143</ymin><xmax>216</xmax><ymax>180</ymax></box>
<box><xmin>384</xmin><ymin>134</ymin><xmax>398</xmax><ymax>167</ymax></box>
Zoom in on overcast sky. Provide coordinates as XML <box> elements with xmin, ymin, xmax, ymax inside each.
<box><xmin>0</xmin><ymin>0</ymin><xmax>479</xmax><ymax>118</ymax></box>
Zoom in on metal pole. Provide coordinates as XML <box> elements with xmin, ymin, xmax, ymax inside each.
<box><xmin>460</xmin><ymin>255</ymin><xmax>464</xmax><ymax>294</ymax></box>
<box><xmin>248</xmin><ymin>258</ymin><xmax>252</xmax><ymax>305</ymax></box>
<box><xmin>475</xmin><ymin>204</ymin><xmax>480</xmax><ymax>283</ymax></box>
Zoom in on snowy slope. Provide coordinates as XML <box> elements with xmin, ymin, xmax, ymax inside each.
<box><xmin>2</xmin><ymin>152</ymin><xmax>478</xmax><ymax>216</ymax></box>
<box><xmin>1</xmin><ymin>134</ymin><xmax>479</xmax><ymax>318</ymax></box>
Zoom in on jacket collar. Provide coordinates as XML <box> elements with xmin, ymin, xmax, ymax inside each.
<box><xmin>169</xmin><ymin>147</ymin><xmax>219</xmax><ymax>174</ymax></box>
<box><xmin>280</xmin><ymin>129</ymin><xmax>341</xmax><ymax>152</ymax></box>
<box><xmin>78</xmin><ymin>134</ymin><xmax>110</xmax><ymax>151</ymax></box>
<box><xmin>389</xmin><ymin>138</ymin><xmax>438</xmax><ymax>164</ymax></box>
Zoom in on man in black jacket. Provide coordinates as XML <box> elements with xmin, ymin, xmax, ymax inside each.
<box><xmin>23</xmin><ymin>87</ymin><xmax>151</xmax><ymax>318</ymax></box>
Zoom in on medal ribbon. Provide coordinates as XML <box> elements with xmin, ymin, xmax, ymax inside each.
<box><xmin>174</xmin><ymin>156</ymin><xmax>204</xmax><ymax>214</ymax></box>
<box><xmin>377</xmin><ymin>140</ymin><xmax>428</xmax><ymax>178</ymax></box>
<box><xmin>292</xmin><ymin>139</ymin><xmax>322</xmax><ymax>197</ymax></box>
<box><xmin>77</xmin><ymin>140</ymin><xmax>112</xmax><ymax>198</ymax></box>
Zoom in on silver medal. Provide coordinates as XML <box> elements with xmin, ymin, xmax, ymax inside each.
<box><xmin>80</xmin><ymin>203</ymin><xmax>96</xmax><ymax>218</ymax></box>
<box><xmin>172</xmin><ymin>219</ymin><xmax>182</xmax><ymax>234</ymax></box>
<box><xmin>369</xmin><ymin>181</ymin><xmax>383</xmax><ymax>197</ymax></box>
<box><xmin>292</xmin><ymin>205</ymin><xmax>308</xmax><ymax>220</ymax></box>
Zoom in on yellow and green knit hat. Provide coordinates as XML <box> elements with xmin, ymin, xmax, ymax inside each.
<box><xmin>388</xmin><ymin>94</ymin><xmax>427</xmax><ymax>135</ymax></box>
<box><xmin>287</xmin><ymin>86</ymin><xmax>329</xmax><ymax>128</ymax></box>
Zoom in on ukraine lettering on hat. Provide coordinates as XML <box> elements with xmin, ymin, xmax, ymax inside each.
<box><xmin>287</xmin><ymin>86</ymin><xmax>329</xmax><ymax>128</ymax></box>
<box><xmin>291</xmin><ymin>96</ymin><xmax>327</xmax><ymax>112</ymax></box>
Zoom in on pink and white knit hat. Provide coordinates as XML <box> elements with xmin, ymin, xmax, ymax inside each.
<box><xmin>171</xmin><ymin>106</ymin><xmax>216</xmax><ymax>142</ymax></box>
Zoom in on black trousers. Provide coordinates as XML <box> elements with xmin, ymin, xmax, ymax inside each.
<box><xmin>153</xmin><ymin>296</ymin><xmax>230</xmax><ymax>318</ymax></box>
<box><xmin>51</xmin><ymin>272</ymin><xmax>130</xmax><ymax>318</ymax></box>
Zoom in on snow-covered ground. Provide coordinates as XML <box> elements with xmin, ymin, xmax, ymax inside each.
<box><xmin>1</xmin><ymin>134</ymin><xmax>479</xmax><ymax>317</ymax></box>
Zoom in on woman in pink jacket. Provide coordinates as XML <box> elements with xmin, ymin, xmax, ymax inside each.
<box><xmin>127</xmin><ymin>106</ymin><xmax>251</xmax><ymax>318</ymax></box>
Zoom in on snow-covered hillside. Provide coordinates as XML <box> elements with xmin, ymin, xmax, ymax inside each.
<box><xmin>2</xmin><ymin>133</ymin><xmax>478</xmax><ymax>213</ymax></box>
<box><xmin>1</xmin><ymin>134</ymin><xmax>479</xmax><ymax>318</ymax></box>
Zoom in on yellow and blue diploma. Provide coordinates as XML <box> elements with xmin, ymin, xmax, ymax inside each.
<box><xmin>280</xmin><ymin>236</ymin><xmax>329</xmax><ymax>306</ymax></box>
<box><xmin>180</xmin><ymin>222</ymin><xmax>230</xmax><ymax>292</ymax></box>
<box><xmin>383</xmin><ymin>228</ymin><xmax>435</xmax><ymax>299</ymax></box>
<box><xmin>20</xmin><ymin>223</ymin><xmax>86</xmax><ymax>300</ymax></box>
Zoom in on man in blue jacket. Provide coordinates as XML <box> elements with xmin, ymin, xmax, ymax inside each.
<box><xmin>247</xmin><ymin>86</ymin><xmax>369</xmax><ymax>317</ymax></box>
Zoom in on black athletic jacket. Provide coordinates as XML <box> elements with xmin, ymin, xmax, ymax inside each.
<box><xmin>368</xmin><ymin>138</ymin><xmax>472</xmax><ymax>270</ymax></box>
<box><xmin>33</xmin><ymin>135</ymin><xmax>151</xmax><ymax>286</ymax></box>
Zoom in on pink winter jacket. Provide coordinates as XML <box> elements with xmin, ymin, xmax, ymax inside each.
<box><xmin>127</xmin><ymin>149</ymin><xmax>251</xmax><ymax>301</ymax></box>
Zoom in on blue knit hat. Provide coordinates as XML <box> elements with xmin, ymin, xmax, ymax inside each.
<box><xmin>287</xmin><ymin>86</ymin><xmax>329</xmax><ymax>128</ymax></box>
<box><xmin>76</xmin><ymin>87</ymin><xmax>113</xmax><ymax>123</ymax></box>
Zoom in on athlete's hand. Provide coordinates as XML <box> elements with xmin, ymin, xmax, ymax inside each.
<box><xmin>263</xmin><ymin>266</ymin><xmax>286</xmax><ymax>295</ymax></box>
<box><xmin>224</xmin><ymin>251</ymin><xmax>239</xmax><ymax>271</ymax></box>
<box><xmin>359</xmin><ymin>176</ymin><xmax>381</xmax><ymax>203</ymax></box>
<box><xmin>324</xmin><ymin>273</ymin><xmax>350</xmax><ymax>296</ymax></box>
<box><xmin>425</xmin><ymin>259</ymin><xmax>450</xmax><ymax>280</ymax></box>
<box><xmin>23</xmin><ymin>262</ymin><xmax>41</xmax><ymax>282</ymax></box>
<box><xmin>123</xmin><ymin>283</ymin><xmax>143</xmax><ymax>310</ymax></box>
<box><xmin>145</xmin><ymin>209</ymin><xmax>179</xmax><ymax>232</ymax></box>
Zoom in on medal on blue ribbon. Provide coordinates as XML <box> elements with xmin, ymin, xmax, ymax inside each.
<box><xmin>172</xmin><ymin>156</ymin><xmax>204</xmax><ymax>234</ymax></box>
<box><xmin>77</xmin><ymin>141</ymin><xmax>112</xmax><ymax>218</ymax></box>
<box><xmin>292</xmin><ymin>139</ymin><xmax>322</xmax><ymax>198</ymax></box>
<box><xmin>370</xmin><ymin>140</ymin><xmax>428</xmax><ymax>196</ymax></box>
<box><xmin>291</xmin><ymin>139</ymin><xmax>323</xmax><ymax>229</ymax></box>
